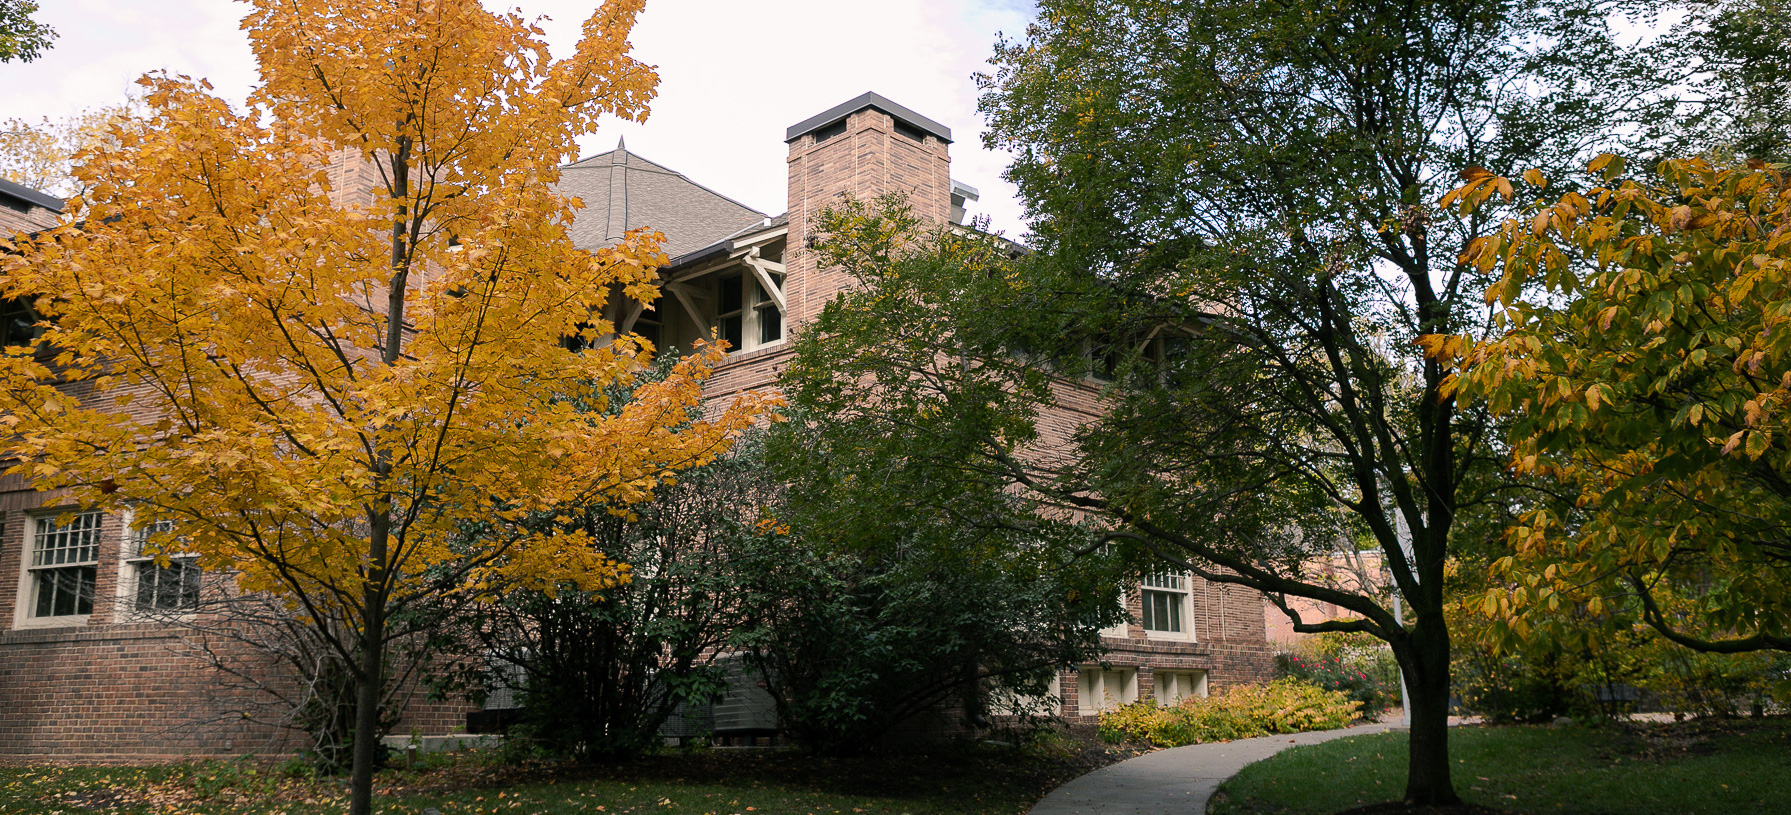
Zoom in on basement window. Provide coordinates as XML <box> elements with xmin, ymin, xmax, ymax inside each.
<box><xmin>1077</xmin><ymin>667</ymin><xmax>1137</xmax><ymax>714</ymax></box>
<box><xmin>1155</xmin><ymin>670</ymin><xmax>1208</xmax><ymax>704</ymax></box>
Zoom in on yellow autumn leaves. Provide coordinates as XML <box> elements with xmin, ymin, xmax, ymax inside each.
<box><xmin>0</xmin><ymin>0</ymin><xmax>768</xmax><ymax>608</ymax></box>
<box><xmin>1427</xmin><ymin>154</ymin><xmax>1791</xmax><ymax>649</ymax></box>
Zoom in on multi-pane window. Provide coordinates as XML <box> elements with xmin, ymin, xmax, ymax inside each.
<box><xmin>30</xmin><ymin>512</ymin><xmax>102</xmax><ymax>618</ymax></box>
<box><xmin>715</xmin><ymin>272</ymin><xmax>783</xmax><ymax>353</ymax></box>
<box><xmin>1142</xmin><ymin>571</ymin><xmax>1191</xmax><ymax>636</ymax></box>
<box><xmin>128</xmin><ymin>519</ymin><xmax>199</xmax><ymax>612</ymax></box>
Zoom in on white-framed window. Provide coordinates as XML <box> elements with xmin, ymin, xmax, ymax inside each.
<box><xmin>1142</xmin><ymin>570</ymin><xmax>1193</xmax><ymax>639</ymax></box>
<box><xmin>1077</xmin><ymin>666</ymin><xmax>1137</xmax><ymax>714</ymax></box>
<box><xmin>715</xmin><ymin>272</ymin><xmax>783</xmax><ymax>353</ymax></box>
<box><xmin>1155</xmin><ymin>669</ymin><xmax>1209</xmax><ymax>705</ymax></box>
<box><xmin>124</xmin><ymin>518</ymin><xmax>200</xmax><ymax>613</ymax></box>
<box><xmin>26</xmin><ymin>511</ymin><xmax>103</xmax><ymax>621</ymax></box>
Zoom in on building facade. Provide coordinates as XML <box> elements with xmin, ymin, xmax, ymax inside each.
<box><xmin>0</xmin><ymin>94</ymin><xmax>1272</xmax><ymax>760</ymax></box>
<box><xmin>569</xmin><ymin>93</ymin><xmax>1275</xmax><ymax>723</ymax></box>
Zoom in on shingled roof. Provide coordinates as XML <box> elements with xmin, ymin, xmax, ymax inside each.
<box><xmin>559</xmin><ymin>141</ymin><xmax>771</xmax><ymax>259</ymax></box>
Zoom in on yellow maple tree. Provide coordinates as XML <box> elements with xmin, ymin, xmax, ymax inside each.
<box><xmin>0</xmin><ymin>1</ymin><xmax>763</xmax><ymax>808</ymax></box>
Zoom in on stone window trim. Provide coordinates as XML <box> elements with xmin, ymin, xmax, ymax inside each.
<box><xmin>13</xmin><ymin>509</ymin><xmax>104</xmax><ymax>629</ymax></box>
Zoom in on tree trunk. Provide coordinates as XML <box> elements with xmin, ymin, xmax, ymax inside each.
<box><xmin>1397</xmin><ymin>607</ymin><xmax>1459</xmax><ymax>806</ymax></box>
<box><xmin>350</xmin><ymin>142</ymin><xmax>408</xmax><ymax>815</ymax></box>
<box><xmin>348</xmin><ymin>513</ymin><xmax>391</xmax><ymax>815</ymax></box>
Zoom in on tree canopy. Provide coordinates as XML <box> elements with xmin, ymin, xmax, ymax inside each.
<box><xmin>0</xmin><ymin>0</ymin><xmax>54</xmax><ymax>63</ymax></box>
<box><xmin>1443</xmin><ymin>155</ymin><xmax>1791</xmax><ymax>655</ymax></box>
<box><xmin>2</xmin><ymin>99</ymin><xmax>146</xmax><ymax>199</ymax></box>
<box><xmin>0</xmin><ymin>1</ymin><xmax>762</xmax><ymax>810</ymax></box>
<box><xmin>771</xmin><ymin>0</ymin><xmax>1719</xmax><ymax>804</ymax></box>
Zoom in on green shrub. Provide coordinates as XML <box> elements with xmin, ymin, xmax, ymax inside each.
<box><xmin>1637</xmin><ymin>642</ymin><xmax>1791</xmax><ymax>718</ymax></box>
<box><xmin>1097</xmin><ymin>678</ymin><xmax>1360</xmax><ymax>747</ymax></box>
<box><xmin>1276</xmin><ymin>631</ymin><xmax>1401</xmax><ymax>717</ymax></box>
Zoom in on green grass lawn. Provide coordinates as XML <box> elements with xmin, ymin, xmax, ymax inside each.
<box><xmin>0</xmin><ymin>738</ymin><xmax>1119</xmax><ymax>815</ymax></box>
<box><xmin>1207</xmin><ymin>718</ymin><xmax>1791</xmax><ymax>814</ymax></box>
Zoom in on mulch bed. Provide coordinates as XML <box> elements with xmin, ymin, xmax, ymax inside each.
<box><xmin>378</xmin><ymin>725</ymin><xmax>1145</xmax><ymax>801</ymax></box>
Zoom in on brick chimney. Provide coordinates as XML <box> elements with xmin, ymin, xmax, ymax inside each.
<box><xmin>781</xmin><ymin>93</ymin><xmax>953</xmax><ymax>328</ymax></box>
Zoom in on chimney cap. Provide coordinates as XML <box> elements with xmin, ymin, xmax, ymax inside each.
<box><xmin>786</xmin><ymin>92</ymin><xmax>952</xmax><ymax>144</ymax></box>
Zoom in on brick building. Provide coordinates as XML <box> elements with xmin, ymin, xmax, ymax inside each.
<box><xmin>0</xmin><ymin>93</ymin><xmax>1272</xmax><ymax>760</ymax></box>
<box><xmin>560</xmin><ymin>92</ymin><xmax>1274</xmax><ymax>723</ymax></box>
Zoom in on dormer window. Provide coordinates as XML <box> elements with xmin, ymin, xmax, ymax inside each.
<box><xmin>755</xmin><ymin>273</ymin><xmax>783</xmax><ymax>346</ymax></box>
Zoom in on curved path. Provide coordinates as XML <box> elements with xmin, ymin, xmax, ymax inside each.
<box><xmin>1028</xmin><ymin>722</ymin><xmax>1404</xmax><ymax>815</ymax></box>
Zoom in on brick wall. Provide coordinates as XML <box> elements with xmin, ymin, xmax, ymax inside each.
<box><xmin>0</xmin><ymin>625</ymin><xmax>297</xmax><ymax>761</ymax></box>
<box><xmin>1</xmin><ymin>204</ymin><xmax>58</xmax><ymax>237</ymax></box>
<box><xmin>1057</xmin><ymin>575</ymin><xmax>1276</xmax><ymax>722</ymax></box>
<box><xmin>0</xmin><ymin>485</ymin><xmax>475</xmax><ymax>760</ymax></box>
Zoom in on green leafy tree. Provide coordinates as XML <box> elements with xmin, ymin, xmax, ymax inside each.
<box><xmin>455</xmin><ymin>427</ymin><xmax>780</xmax><ymax>760</ymax></box>
<box><xmin>1650</xmin><ymin>0</ymin><xmax>1791</xmax><ymax>161</ymax></box>
<box><xmin>1446</xmin><ymin>155</ymin><xmax>1791</xmax><ymax>657</ymax></box>
<box><xmin>772</xmin><ymin>0</ymin><xmax>1719</xmax><ymax>803</ymax></box>
<box><xmin>1</xmin><ymin>98</ymin><xmax>146</xmax><ymax>199</ymax></box>
<box><xmin>0</xmin><ymin>0</ymin><xmax>54</xmax><ymax>63</ymax></box>
<box><xmin>741</xmin><ymin>398</ymin><xmax>1124</xmax><ymax>757</ymax></box>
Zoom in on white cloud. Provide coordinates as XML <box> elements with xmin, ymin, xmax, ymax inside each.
<box><xmin>0</xmin><ymin>0</ymin><xmax>1036</xmax><ymax>236</ymax></box>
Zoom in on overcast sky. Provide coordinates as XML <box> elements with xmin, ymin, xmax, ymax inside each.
<box><xmin>0</xmin><ymin>0</ymin><xmax>1039</xmax><ymax>236</ymax></box>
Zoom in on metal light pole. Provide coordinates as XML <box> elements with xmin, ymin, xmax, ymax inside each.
<box><xmin>1391</xmin><ymin>582</ymin><xmax>1411</xmax><ymax>726</ymax></box>
<box><xmin>1390</xmin><ymin>500</ymin><xmax>1414</xmax><ymax>728</ymax></box>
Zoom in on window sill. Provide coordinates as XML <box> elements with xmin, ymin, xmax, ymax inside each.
<box><xmin>1143</xmin><ymin>629</ymin><xmax>1196</xmax><ymax>643</ymax></box>
<box><xmin>716</xmin><ymin>342</ymin><xmax>789</xmax><ymax>368</ymax></box>
<box><xmin>11</xmin><ymin>614</ymin><xmax>90</xmax><ymax>631</ymax></box>
<box><xmin>112</xmin><ymin>609</ymin><xmax>200</xmax><ymax>624</ymax></box>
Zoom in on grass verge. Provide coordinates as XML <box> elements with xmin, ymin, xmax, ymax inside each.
<box><xmin>1207</xmin><ymin>717</ymin><xmax>1791</xmax><ymax>814</ymax></box>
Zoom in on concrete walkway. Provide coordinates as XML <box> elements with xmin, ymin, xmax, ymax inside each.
<box><xmin>1028</xmin><ymin>722</ymin><xmax>1404</xmax><ymax>815</ymax></box>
